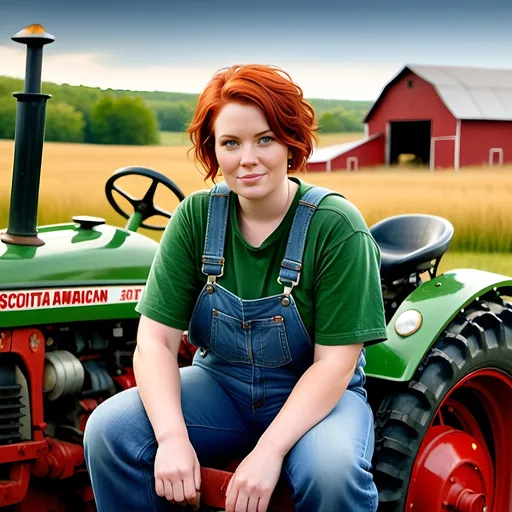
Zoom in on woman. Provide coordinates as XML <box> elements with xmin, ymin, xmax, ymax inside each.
<box><xmin>84</xmin><ymin>64</ymin><xmax>387</xmax><ymax>512</ymax></box>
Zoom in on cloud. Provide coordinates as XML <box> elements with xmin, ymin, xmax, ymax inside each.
<box><xmin>273</xmin><ymin>62</ymin><xmax>401</xmax><ymax>100</ymax></box>
<box><xmin>1</xmin><ymin>46</ymin><xmax>26</xmax><ymax>79</ymax></box>
<box><xmin>0</xmin><ymin>45</ymin><xmax>401</xmax><ymax>100</ymax></box>
<box><xmin>0</xmin><ymin>45</ymin><xmax>229</xmax><ymax>93</ymax></box>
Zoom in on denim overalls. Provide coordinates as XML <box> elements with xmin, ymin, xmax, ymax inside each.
<box><xmin>189</xmin><ymin>181</ymin><xmax>367</xmax><ymax>420</ymax></box>
<box><xmin>84</xmin><ymin>182</ymin><xmax>379</xmax><ymax>512</ymax></box>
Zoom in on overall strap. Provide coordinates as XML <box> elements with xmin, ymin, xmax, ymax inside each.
<box><xmin>202</xmin><ymin>182</ymin><xmax>231</xmax><ymax>282</ymax></box>
<box><xmin>279</xmin><ymin>186</ymin><xmax>343</xmax><ymax>294</ymax></box>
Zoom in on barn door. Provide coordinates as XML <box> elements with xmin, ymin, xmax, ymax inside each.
<box><xmin>430</xmin><ymin>137</ymin><xmax>455</xmax><ymax>170</ymax></box>
<box><xmin>389</xmin><ymin>120</ymin><xmax>431</xmax><ymax>166</ymax></box>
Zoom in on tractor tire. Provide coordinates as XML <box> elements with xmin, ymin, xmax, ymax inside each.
<box><xmin>373</xmin><ymin>296</ymin><xmax>512</xmax><ymax>512</ymax></box>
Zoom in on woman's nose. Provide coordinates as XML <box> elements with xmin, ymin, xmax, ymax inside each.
<box><xmin>240</xmin><ymin>146</ymin><xmax>258</xmax><ymax>166</ymax></box>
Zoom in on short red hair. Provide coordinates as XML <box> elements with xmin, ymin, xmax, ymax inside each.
<box><xmin>187</xmin><ymin>64</ymin><xmax>318</xmax><ymax>182</ymax></box>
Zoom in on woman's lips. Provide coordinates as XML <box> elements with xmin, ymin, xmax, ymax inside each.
<box><xmin>239</xmin><ymin>174</ymin><xmax>264</xmax><ymax>184</ymax></box>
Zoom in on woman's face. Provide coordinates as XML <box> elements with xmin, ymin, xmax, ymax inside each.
<box><xmin>213</xmin><ymin>102</ymin><xmax>290</xmax><ymax>200</ymax></box>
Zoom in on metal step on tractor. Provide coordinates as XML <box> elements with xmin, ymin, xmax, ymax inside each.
<box><xmin>0</xmin><ymin>24</ymin><xmax>510</xmax><ymax>512</ymax></box>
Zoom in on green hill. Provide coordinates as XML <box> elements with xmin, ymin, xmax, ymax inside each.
<box><xmin>0</xmin><ymin>76</ymin><xmax>374</xmax><ymax>141</ymax></box>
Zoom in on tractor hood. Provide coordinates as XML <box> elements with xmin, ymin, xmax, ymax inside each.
<box><xmin>0</xmin><ymin>222</ymin><xmax>158</xmax><ymax>288</ymax></box>
<box><xmin>0</xmin><ymin>222</ymin><xmax>159</xmax><ymax>328</ymax></box>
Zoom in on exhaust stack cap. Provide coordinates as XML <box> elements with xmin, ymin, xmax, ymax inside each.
<box><xmin>12</xmin><ymin>24</ymin><xmax>55</xmax><ymax>46</ymax></box>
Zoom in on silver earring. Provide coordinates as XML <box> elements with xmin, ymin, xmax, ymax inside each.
<box><xmin>288</xmin><ymin>159</ymin><xmax>292</xmax><ymax>169</ymax></box>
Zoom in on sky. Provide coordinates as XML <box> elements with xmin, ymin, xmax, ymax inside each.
<box><xmin>1</xmin><ymin>0</ymin><xmax>511</xmax><ymax>101</ymax></box>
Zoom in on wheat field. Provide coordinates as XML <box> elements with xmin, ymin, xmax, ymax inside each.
<box><xmin>1</xmin><ymin>136</ymin><xmax>512</xmax><ymax>276</ymax></box>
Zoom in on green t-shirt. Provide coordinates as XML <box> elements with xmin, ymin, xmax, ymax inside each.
<box><xmin>136</xmin><ymin>177</ymin><xmax>387</xmax><ymax>346</ymax></box>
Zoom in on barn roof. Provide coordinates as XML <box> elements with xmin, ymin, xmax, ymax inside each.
<box><xmin>308</xmin><ymin>134</ymin><xmax>381</xmax><ymax>163</ymax></box>
<box><xmin>365</xmin><ymin>64</ymin><xmax>512</xmax><ymax>122</ymax></box>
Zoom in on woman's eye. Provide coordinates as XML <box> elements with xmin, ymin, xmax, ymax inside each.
<box><xmin>259</xmin><ymin>136</ymin><xmax>274</xmax><ymax>144</ymax></box>
<box><xmin>223</xmin><ymin>140</ymin><xmax>238</xmax><ymax>147</ymax></box>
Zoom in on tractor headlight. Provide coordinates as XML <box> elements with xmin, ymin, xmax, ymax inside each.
<box><xmin>395</xmin><ymin>310</ymin><xmax>422</xmax><ymax>337</ymax></box>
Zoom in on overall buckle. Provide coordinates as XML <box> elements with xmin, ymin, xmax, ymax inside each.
<box><xmin>277</xmin><ymin>274</ymin><xmax>300</xmax><ymax>296</ymax></box>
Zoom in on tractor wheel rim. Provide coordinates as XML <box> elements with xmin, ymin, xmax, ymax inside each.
<box><xmin>406</xmin><ymin>368</ymin><xmax>512</xmax><ymax>512</ymax></box>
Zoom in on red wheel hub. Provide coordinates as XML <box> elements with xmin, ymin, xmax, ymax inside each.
<box><xmin>406</xmin><ymin>368</ymin><xmax>512</xmax><ymax>511</ymax></box>
<box><xmin>407</xmin><ymin>425</ymin><xmax>492</xmax><ymax>511</ymax></box>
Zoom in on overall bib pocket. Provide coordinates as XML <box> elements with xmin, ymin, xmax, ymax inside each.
<box><xmin>251</xmin><ymin>316</ymin><xmax>292</xmax><ymax>368</ymax></box>
<box><xmin>210</xmin><ymin>310</ymin><xmax>292</xmax><ymax>367</ymax></box>
<box><xmin>210</xmin><ymin>309</ymin><xmax>251</xmax><ymax>363</ymax></box>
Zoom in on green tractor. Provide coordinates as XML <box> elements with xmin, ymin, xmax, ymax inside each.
<box><xmin>0</xmin><ymin>25</ymin><xmax>511</xmax><ymax>512</ymax></box>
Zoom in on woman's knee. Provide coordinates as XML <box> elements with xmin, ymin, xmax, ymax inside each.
<box><xmin>84</xmin><ymin>387</ymin><xmax>155</xmax><ymax>464</ymax></box>
<box><xmin>284</xmin><ymin>393</ymin><xmax>377</xmax><ymax>509</ymax></box>
<box><xmin>290</xmin><ymin>438</ymin><xmax>367</xmax><ymax>488</ymax></box>
<box><xmin>285</xmin><ymin>441</ymin><xmax>377</xmax><ymax>511</ymax></box>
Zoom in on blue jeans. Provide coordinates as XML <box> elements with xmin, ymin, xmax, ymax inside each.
<box><xmin>84</xmin><ymin>362</ymin><xmax>378</xmax><ymax>512</ymax></box>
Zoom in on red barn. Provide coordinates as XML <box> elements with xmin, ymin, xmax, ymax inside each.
<box><xmin>307</xmin><ymin>65</ymin><xmax>512</xmax><ymax>171</ymax></box>
<box><xmin>307</xmin><ymin>134</ymin><xmax>384</xmax><ymax>172</ymax></box>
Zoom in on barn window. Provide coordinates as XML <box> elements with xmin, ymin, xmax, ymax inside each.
<box><xmin>408</xmin><ymin>80</ymin><xmax>414</xmax><ymax>89</ymax></box>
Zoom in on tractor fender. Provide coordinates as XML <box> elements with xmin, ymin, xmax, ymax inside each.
<box><xmin>365</xmin><ymin>268</ymin><xmax>512</xmax><ymax>381</ymax></box>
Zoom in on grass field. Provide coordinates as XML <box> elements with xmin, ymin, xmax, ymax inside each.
<box><xmin>1</xmin><ymin>136</ymin><xmax>512</xmax><ymax>276</ymax></box>
<box><xmin>160</xmin><ymin>131</ymin><xmax>192</xmax><ymax>146</ymax></box>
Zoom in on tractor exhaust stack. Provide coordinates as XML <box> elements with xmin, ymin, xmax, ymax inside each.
<box><xmin>0</xmin><ymin>25</ymin><xmax>54</xmax><ymax>247</ymax></box>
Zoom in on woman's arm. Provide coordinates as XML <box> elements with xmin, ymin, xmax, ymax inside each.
<box><xmin>133</xmin><ymin>315</ymin><xmax>201</xmax><ymax>509</ymax></box>
<box><xmin>133</xmin><ymin>315</ymin><xmax>187</xmax><ymax>442</ymax></box>
<box><xmin>257</xmin><ymin>342</ymin><xmax>363</xmax><ymax>455</ymax></box>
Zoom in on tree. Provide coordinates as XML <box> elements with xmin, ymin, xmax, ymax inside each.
<box><xmin>318</xmin><ymin>107</ymin><xmax>364</xmax><ymax>133</ymax></box>
<box><xmin>88</xmin><ymin>95</ymin><xmax>159</xmax><ymax>145</ymax></box>
<box><xmin>45</xmin><ymin>102</ymin><xmax>85</xmax><ymax>142</ymax></box>
<box><xmin>153</xmin><ymin>101</ymin><xmax>195</xmax><ymax>132</ymax></box>
<box><xmin>42</xmin><ymin>82</ymin><xmax>106</xmax><ymax>117</ymax></box>
<box><xmin>0</xmin><ymin>77</ymin><xmax>23</xmax><ymax>98</ymax></box>
<box><xmin>318</xmin><ymin>111</ymin><xmax>345</xmax><ymax>133</ymax></box>
<box><xmin>0</xmin><ymin>96</ymin><xmax>17</xmax><ymax>139</ymax></box>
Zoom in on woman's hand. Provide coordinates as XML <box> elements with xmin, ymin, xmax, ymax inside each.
<box><xmin>154</xmin><ymin>436</ymin><xmax>201</xmax><ymax>510</ymax></box>
<box><xmin>225</xmin><ymin>446</ymin><xmax>284</xmax><ymax>512</ymax></box>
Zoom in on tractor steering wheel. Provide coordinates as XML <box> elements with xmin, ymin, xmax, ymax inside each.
<box><xmin>105</xmin><ymin>166</ymin><xmax>185</xmax><ymax>231</ymax></box>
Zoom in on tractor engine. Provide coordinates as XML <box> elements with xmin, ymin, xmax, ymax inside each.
<box><xmin>0</xmin><ymin>319</ymin><xmax>139</xmax><ymax>511</ymax></box>
<box><xmin>41</xmin><ymin>320</ymin><xmax>138</xmax><ymax>440</ymax></box>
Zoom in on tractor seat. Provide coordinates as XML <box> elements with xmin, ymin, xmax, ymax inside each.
<box><xmin>200</xmin><ymin>465</ymin><xmax>294</xmax><ymax>511</ymax></box>
<box><xmin>369</xmin><ymin>214</ymin><xmax>454</xmax><ymax>280</ymax></box>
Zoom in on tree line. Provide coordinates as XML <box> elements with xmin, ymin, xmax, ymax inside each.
<box><xmin>0</xmin><ymin>76</ymin><xmax>372</xmax><ymax>145</ymax></box>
